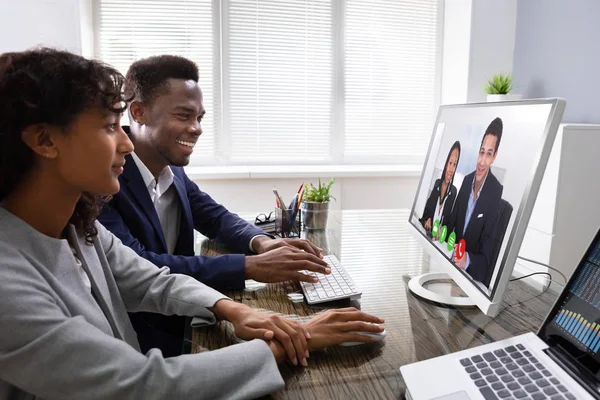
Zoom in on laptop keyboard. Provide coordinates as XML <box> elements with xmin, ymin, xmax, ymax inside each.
<box><xmin>299</xmin><ymin>254</ymin><xmax>361</xmax><ymax>304</ymax></box>
<box><xmin>460</xmin><ymin>344</ymin><xmax>576</xmax><ymax>400</ymax></box>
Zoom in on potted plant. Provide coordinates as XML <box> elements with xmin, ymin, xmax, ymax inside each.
<box><xmin>485</xmin><ymin>73</ymin><xmax>521</xmax><ymax>102</ymax></box>
<box><xmin>300</xmin><ymin>178</ymin><xmax>335</xmax><ymax>230</ymax></box>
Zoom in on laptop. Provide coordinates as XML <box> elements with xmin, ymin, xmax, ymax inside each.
<box><xmin>401</xmin><ymin>228</ymin><xmax>600</xmax><ymax>400</ymax></box>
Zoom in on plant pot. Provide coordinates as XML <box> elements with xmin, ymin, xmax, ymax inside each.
<box><xmin>486</xmin><ymin>93</ymin><xmax>522</xmax><ymax>102</ymax></box>
<box><xmin>300</xmin><ymin>201</ymin><xmax>330</xmax><ymax>230</ymax></box>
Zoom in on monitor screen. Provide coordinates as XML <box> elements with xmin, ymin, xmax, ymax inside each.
<box><xmin>538</xmin><ymin>228</ymin><xmax>600</xmax><ymax>385</ymax></box>
<box><xmin>410</xmin><ymin>101</ymin><xmax>559</xmax><ymax>297</ymax></box>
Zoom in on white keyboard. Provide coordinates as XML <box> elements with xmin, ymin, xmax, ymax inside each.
<box><xmin>300</xmin><ymin>254</ymin><xmax>362</xmax><ymax>304</ymax></box>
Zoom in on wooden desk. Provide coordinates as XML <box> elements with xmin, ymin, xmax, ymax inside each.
<box><xmin>191</xmin><ymin>209</ymin><xmax>561</xmax><ymax>399</ymax></box>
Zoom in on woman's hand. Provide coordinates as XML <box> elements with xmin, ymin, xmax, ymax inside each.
<box><xmin>303</xmin><ymin>308</ymin><xmax>385</xmax><ymax>350</ymax></box>
<box><xmin>211</xmin><ymin>300</ymin><xmax>311</xmax><ymax>366</ymax></box>
<box><xmin>424</xmin><ymin>218</ymin><xmax>432</xmax><ymax>231</ymax></box>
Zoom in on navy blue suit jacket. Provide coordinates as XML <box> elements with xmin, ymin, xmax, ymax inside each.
<box><xmin>446</xmin><ymin>170</ymin><xmax>503</xmax><ymax>286</ymax></box>
<box><xmin>98</xmin><ymin>152</ymin><xmax>266</xmax><ymax>355</ymax></box>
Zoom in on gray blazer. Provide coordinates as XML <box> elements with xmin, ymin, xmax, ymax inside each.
<box><xmin>0</xmin><ymin>208</ymin><xmax>284</xmax><ymax>400</ymax></box>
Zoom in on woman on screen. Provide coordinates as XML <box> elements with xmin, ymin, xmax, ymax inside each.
<box><xmin>420</xmin><ymin>141</ymin><xmax>461</xmax><ymax>234</ymax></box>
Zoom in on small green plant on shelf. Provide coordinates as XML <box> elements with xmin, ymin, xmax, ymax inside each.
<box><xmin>485</xmin><ymin>73</ymin><xmax>514</xmax><ymax>95</ymax></box>
<box><xmin>303</xmin><ymin>178</ymin><xmax>336</xmax><ymax>202</ymax></box>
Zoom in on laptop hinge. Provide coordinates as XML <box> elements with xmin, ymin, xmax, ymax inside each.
<box><xmin>544</xmin><ymin>346</ymin><xmax>600</xmax><ymax>399</ymax></box>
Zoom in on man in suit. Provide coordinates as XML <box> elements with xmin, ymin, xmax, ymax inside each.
<box><xmin>98</xmin><ymin>55</ymin><xmax>330</xmax><ymax>357</ymax></box>
<box><xmin>446</xmin><ymin>117</ymin><xmax>504</xmax><ymax>287</ymax></box>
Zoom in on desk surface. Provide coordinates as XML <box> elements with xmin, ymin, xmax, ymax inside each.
<box><xmin>191</xmin><ymin>209</ymin><xmax>562</xmax><ymax>399</ymax></box>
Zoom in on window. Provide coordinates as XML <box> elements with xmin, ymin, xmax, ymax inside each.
<box><xmin>95</xmin><ymin>0</ymin><xmax>440</xmax><ymax>166</ymax></box>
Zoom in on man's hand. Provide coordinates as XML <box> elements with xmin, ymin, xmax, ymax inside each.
<box><xmin>209</xmin><ymin>300</ymin><xmax>310</xmax><ymax>366</ymax></box>
<box><xmin>252</xmin><ymin>235</ymin><xmax>322</xmax><ymax>258</ymax></box>
<box><xmin>245</xmin><ymin>246</ymin><xmax>330</xmax><ymax>283</ymax></box>
<box><xmin>452</xmin><ymin>246</ymin><xmax>467</xmax><ymax>269</ymax></box>
<box><xmin>303</xmin><ymin>308</ymin><xmax>385</xmax><ymax>350</ymax></box>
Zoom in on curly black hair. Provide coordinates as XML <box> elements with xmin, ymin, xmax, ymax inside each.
<box><xmin>124</xmin><ymin>55</ymin><xmax>199</xmax><ymax>104</ymax></box>
<box><xmin>482</xmin><ymin>117</ymin><xmax>503</xmax><ymax>154</ymax></box>
<box><xmin>0</xmin><ymin>47</ymin><xmax>129</xmax><ymax>242</ymax></box>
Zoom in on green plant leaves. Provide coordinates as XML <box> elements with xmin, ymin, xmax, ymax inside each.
<box><xmin>303</xmin><ymin>177</ymin><xmax>336</xmax><ymax>202</ymax></box>
<box><xmin>485</xmin><ymin>73</ymin><xmax>514</xmax><ymax>95</ymax></box>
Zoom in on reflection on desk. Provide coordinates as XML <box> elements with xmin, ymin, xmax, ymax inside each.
<box><xmin>191</xmin><ymin>209</ymin><xmax>561</xmax><ymax>399</ymax></box>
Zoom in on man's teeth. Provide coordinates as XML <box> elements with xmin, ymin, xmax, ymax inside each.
<box><xmin>176</xmin><ymin>140</ymin><xmax>195</xmax><ymax>148</ymax></box>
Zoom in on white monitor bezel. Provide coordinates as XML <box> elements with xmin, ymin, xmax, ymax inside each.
<box><xmin>408</xmin><ymin>98</ymin><xmax>566</xmax><ymax>317</ymax></box>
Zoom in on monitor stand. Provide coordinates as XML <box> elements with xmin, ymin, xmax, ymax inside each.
<box><xmin>407</xmin><ymin>272</ymin><xmax>476</xmax><ymax>307</ymax></box>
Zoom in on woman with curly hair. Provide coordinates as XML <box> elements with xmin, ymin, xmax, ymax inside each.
<box><xmin>0</xmin><ymin>48</ymin><xmax>384</xmax><ymax>399</ymax></box>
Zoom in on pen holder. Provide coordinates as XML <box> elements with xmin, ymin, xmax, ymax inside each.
<box><xmin>275</xmin><ymin>207</ymin><xmax>301</xmax><ymax>238</ymax></box>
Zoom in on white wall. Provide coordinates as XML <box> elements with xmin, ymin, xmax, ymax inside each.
<box><xmin>0</xmin><ymin>0</ymin><xmax>87</xmax><ymax>54</ymax></box>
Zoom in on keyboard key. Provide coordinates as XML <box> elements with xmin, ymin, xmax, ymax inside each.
<box><xmin>550</xmin><ymin>378</ymin><xmax>559</xmax><ymax>385</ymax></box>
<box><xmin>532</xmin><ymin>394</ymin><xmax>546</xmax><ymax>400</ymax></box>
<box><xmin>529</xmin><ymin>357</ymin><xmax>539</xmax><ymax>363</ymax></box>
<box><xmin>524</xmin><ymin>384</ymin><xmax>540</xmax><ymax>393</ymax></box>
<box><xmin>475</xmin><ymin>379</ymin><xmax>487</xmax><ymax>387</ymax></box>
<box><xmin>529</xmin><ymin>371</ymin><xmax>543</xmax><ymax>380</ymax></box>
<box><xmin>481</xmin><ymin>368</ymin><xmax>493</xmax><ymax>376</ymax></box>
<box><xmin>486</xmin><ymin>375</ymin><xmax>499</xmax><ymax>383</ymax></box>
<box><xmin>500</xmin><ymin>357</ymin><xmax>512</xmax><ymax>364</ymax></box>
<box><xmin>543</xmin><ymin>387</ymin><xmax>558</xmax><ymax>396</ymax></box>
<box><xmin>505</xmin><ymin>346</ymin><xmax>517</xmax><ymax>353</ymax></box>
<box><xmin>507</xmin><ymin>382</ymin><xmax>520</xmax><ymax>391</ymax></box>
<box><xmin>477</xmin><ymin>362</ymin><xmax>488</xmax><ymax>369</ymax></box>
<box><xmin>536</xmin><ymin>379</ymin><xmax>550</xmax><ymax>387</ymax></box>
<box><xmin>470</xmin><ymin>372</ymin><xmax>482</xmax><ymax>380</ymax></box>
<box><xmin>466</xmin><ymin>366</ymin><xmax>477</xmax><ymax>373</ymax></box>
<box><xmin>506</xmin><ymin>363</ymin><xmax>518</xmax><ymax>371</ymax></box>
<box><xmin>516</xmin><ymin>358</ymin><xmax>530</xmax><ymax>366</ymax></box>
<box><xmin>479</xmin><ymin>387</ymin><xmax>499</xmax><ymax>400</ymax></box>
<box><xmin>472</xmin><ymin>355</ymin><xmax>484</xmax><ymax>363</ymax></box>
<box><xmin>501</xmin><ymin>375</ymin><xmax>514</xmax><ymax>383</ymax></box>
<box><xmin>497</xmin><ymin>390</ymin><xmax>511</xmax><ymax>398</ymax></box>
<box><xmin>523</xmin><ymin>365</ymin><xmax>535</xmax><ymax>373</ymax></box>
<box><xmin>483</xmin><ymin>352</ymin><xmax>497</xmax><ymax>362</ymax></box>
<box><xmin>512</xmin><ymin>370</ymin><xmax>525</xmax><ymax>378</ymax></box>
<box><xmin>565</xmin><ymin>394</ymin><xmax>576</xmax><ymax>400</ymax></box>
<box><xmin>510</xmin><ymin>352</ymin><xmax>524</xmax><ymax>359</ymax></box>
<box><xmin>556</xmin><ymin>385</ymin><xmax>568</xmax><ymax>393</ymax></box>
<box><xmin>514</xmin><ymin>389</ymin><xmax>528</xmax><ymax>398</ymax></box>
<box><xmin>523</xmin><ymin>351</ymin><xmax>532</xmax><ymax>357</ymax></box>
<box><xmin>517</xmin><ymin>344</ymin><xmax>526</xmax><ymax>350</ymax></box>
<box><xmin>542</xmin><ymin>369</ymin><xmax>552</xmax><ymax>377</ymax></box>
<box><xmin>495</xmin><ymin>368</ymin><xmax>508</xmax><ymax>376</ymax></box>
<box><xmin>490</xmin><ymin>361</ymin><xmax>502</xmax><ymax>369</ymax></box>
<box><xmin>494</xmin><ymin>349</ymin><xmax>508</xmax><ymax>358</ymax></box>
<box><xmin>518</xmin><ymin>377</ymin><xmax>532</xmax><ymax>385</ymax></box>
<box><xmin>491</xmin><ymin>382</ymin><xmax>504</xmax><ymax>390</ymax></box>
<box><xmin>535</xmin><ymin>363</ymin><xmax>544</xmax><ymax>370</ymax></box>
<box><xmin>550</xmin><ymin>396</ymin><xmax>565</xmax><ymax>400</ymax></box>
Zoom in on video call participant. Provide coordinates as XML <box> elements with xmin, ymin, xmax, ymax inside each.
<box><xmin>446</xmin><ymin>118</ymin><xmax>504</xmax><ymax>286</ymax></box>
<box><xmin>420</xmin><ymin>141</ymin><xmax>461</xmax><ymax>237</ymax></box>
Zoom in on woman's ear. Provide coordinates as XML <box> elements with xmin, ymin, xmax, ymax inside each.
<box><xmin>21</xmin><ymin>124</ymin><xmax>58</xmax><ymax>159</ymax></box>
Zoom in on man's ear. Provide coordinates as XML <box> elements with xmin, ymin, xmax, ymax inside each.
<box><xmin>129</xmin><ymin>101</ymin><xmax>146</xmax><ymax>125</ymax></box>
<box><xmin>21</xmin><ymin>124</ymin><xmax>58</xmax><ymax>159</ymax></box>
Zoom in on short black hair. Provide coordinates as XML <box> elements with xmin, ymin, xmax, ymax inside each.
<box><xmin>0</xmin><ymin>47</ymin><xmax>128</xmax><ymax>242</ymax></box>
<box><xmin>125</xmin><ymin>55</ymin><xmax>199</xmax><ymax>104</ymax></box>
<box><xmin>482</xmin><ymin>117</ymin><xmax>503</xmax><ymax>153</ymax></box>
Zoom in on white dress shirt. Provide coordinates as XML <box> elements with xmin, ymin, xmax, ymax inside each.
<box><xmin>131</xmin><ymin>152</ymin><xmax>181</xmax><ymax>254</ymax></box>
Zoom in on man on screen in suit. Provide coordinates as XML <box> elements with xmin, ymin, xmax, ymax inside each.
<box><xmin>446</xmin><ymin>117</ymin><xmax>504</xmax><ymax>287</ymax></box>
<box><xmin>98</xmin><ymin>55</ymin><xmax>330</xmax><ymax>357</ymax></box>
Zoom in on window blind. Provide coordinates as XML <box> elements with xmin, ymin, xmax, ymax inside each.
<box><xmin>224</xmin><ymin>0</ymin><xmax>333</xmax><ymax>164</ymax></box>
<box><xmin>96</xmin><ymin>0</ymin><xmax>217</xmax><ymax>164</ymax></box>
<box><xmin>344</xmin><ymin>0</ymin><xmax>438</xmax><ymax>164</ymax></box>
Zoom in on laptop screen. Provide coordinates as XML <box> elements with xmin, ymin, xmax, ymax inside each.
<box><xmin>538</xmin><ymin>228</ymin><xmax>600</xmax><ymax>383</ymax></box>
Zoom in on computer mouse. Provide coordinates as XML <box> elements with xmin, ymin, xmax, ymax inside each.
<box><xmin>339</xmin><ymin>328</ymin><xmax>387</xmax><ymax>347</ymax></box>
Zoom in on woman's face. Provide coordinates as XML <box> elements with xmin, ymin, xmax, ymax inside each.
<box><xmin>51</xmin><ymin>108</ymin><xmax>134</xmax><ymax>195</ymax></box>
<box><xmin>444</xmin><ymin>148</ymin><xmax>459</xmax><ymax>184</ymax></box>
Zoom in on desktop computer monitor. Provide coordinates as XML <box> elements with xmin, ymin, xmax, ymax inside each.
<box><xmin>408</xmin><ymin>98</ymin><xmax>566</xmax><ymax>317</ymax></box>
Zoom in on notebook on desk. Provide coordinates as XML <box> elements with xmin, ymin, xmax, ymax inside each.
<box><xmin>401</xmin><ymin>227</ymin><xmax>600</xmax><ymax>400</ymax></box>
